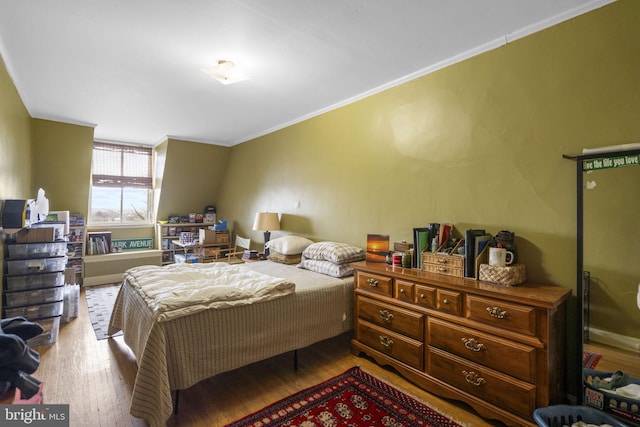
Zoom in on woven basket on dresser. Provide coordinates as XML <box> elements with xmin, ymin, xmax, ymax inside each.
<box><xmin>478</xmin><ymin>263</ymin><xmax>526</xmax><ymax>286</ymax></box>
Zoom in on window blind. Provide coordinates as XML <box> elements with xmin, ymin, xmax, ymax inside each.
<box><xmin>92</xmin><ymin>142</ymin><xmax>152</xmax><ymax>188</ymax></box>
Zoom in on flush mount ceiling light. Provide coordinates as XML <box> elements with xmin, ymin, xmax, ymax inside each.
<box><xmin>201</xmin><ymin>60</ymin><xmax>249</xmax><ymax>85</ymax></box>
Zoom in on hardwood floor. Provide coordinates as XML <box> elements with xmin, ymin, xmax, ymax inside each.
<box><xmin>15</xmin><ymin>287</ymin><xmax>513</xmax><ymax>426</ymax></box>
<box><xmin>583</xmin><ymin>341</ymin><xmax>640</xmax><ymax>378</ymax></box>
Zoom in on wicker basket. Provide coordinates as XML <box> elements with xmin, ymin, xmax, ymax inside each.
<box><xmin>478</xmin><ymin>263</ymin><xmax>526</xmax><ymax>286</ymax></box>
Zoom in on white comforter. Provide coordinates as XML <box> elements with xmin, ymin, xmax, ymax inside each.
<box><xmin>123</xmin><ymin>262</ymin><xmax>295</xmax><ymax>321</ymax></box>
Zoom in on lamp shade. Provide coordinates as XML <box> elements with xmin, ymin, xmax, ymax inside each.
<box><xmin>252</xmin><ymin>212</ymin><xmax>280</xmax><ymax>231</ymax></box>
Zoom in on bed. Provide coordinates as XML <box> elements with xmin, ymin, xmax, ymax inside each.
<box><xmin>107</xmin><ymin>259</ymin><xmax>355</xmax><ymax>427</ymax></box>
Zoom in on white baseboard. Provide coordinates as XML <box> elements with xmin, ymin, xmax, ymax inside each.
<box><xmin>587</xmin><ymin>327</ymin><xmax>640</xmax><ymax>353</ymax></box>
<box><xmin>83</xmin><ymin>274</ymin><xmax>124</xmax><ymax>287</ymax></box>
<box><xmin>82</xmin><ymin>249</ymin><xmax>161</xmax><ymax>287</ymax></box>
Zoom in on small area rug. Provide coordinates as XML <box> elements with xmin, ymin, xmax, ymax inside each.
<box><xmin>85</xmin><ymin>283</ymin><xmax>122</xmax><ymax>340</ymax></box>
<box><xmin>583</xmin><ymin>350</ymin><xmax>601</xmax><ymax>369</ymax></box>
<box><xmin>225</xmin><ymin>366</ymin><xmax>461</xmax><ymax>427</ymax></box>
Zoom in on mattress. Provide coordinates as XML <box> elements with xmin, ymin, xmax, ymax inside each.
<box><xmin>107</xmin><ymin>260</ymin><xmax>354</xmax><ymax>427</ymax></box>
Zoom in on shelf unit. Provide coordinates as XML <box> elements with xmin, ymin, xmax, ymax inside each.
<box><xmin>66</xmin><ymin>225</ymin><xmax>84</xmax><ymax>284</ymax></box>
<box><xmin>86</xmin><ymin>231</ymin><xmax>112</xmax><ymax>255</ymax></box>
<box><xmin>3</xmin><ymin>230</ymin><xmax>66</xmax><ymax>346</ymax></box>
<box><xmin>157</xmin><ymin>223</ymin><xmax>230</xmax><ymax>265</ymax></box>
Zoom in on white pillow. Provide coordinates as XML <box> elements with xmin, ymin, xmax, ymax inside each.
<box><xmin>265</xmin><ymin>236</ymin><xmax>314</xmax><ymax>255</ymax></box>
<box><xmin>297</xmin><ymin>259</ymin><xmax>355</xmax><ymax>278</ymax></box>
<box><xmin>302</xmin><ymin>241</ymin><xmax>365</xmax><ymax>264</ymax></box>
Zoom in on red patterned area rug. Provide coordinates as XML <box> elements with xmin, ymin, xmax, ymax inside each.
<box><xmin>583</xmin><ymin>351</ymin><xmax>601</xmax><ymax>369</ymax></box>
<box><xmin>225</xmin><ymin>366</ymin><xmax>462</xmax><ymax>427</ymax></box>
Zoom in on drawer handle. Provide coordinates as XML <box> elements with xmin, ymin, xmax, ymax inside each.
<box><xmin>379</xmin><ymin>310</ymin><xmax>394</xmax><ymax>322</ymax></box>
<box><xmin>461</xmin><ymin>337</ymin><xmax>485</xmax><ymax>352</ymax></box>
<box><xmin>442</xmin><ymin>299</ymin><xmax>450</xmax><ymax>304</ymax></box>
<box><xmin>437</xmin><ymin>267</ymin><xmax>449</xmax><ymax>273</ymax></box>
<box><xmin>437</xmin><ymin>258</ymin><xmax>448</xmax><ymax>264</ymax></box>
<box><xmin>486</xmin><ymin>306</ymin><xmax>508</xmax><ymax>319</ymax></box>
<box><xmin>419</xmin><ymin>293</ymin><xmax>426</xmax><ymax>299</ymax></box>
<box><xmin>462</xmin><ymin>370</ymin><xmax>486</xmax><ymax>386</ymax></box>
<box><xmin>366</xmin><ymin>278</ymin><xmax>379</xmax><ymax>287</ymax></box>
<box><xmin>379</xmin><ymin>335</ymin><xmax>394</xmax><ymax>349</ymax></box>
<box><xmin>399</xmin><ymin>288</ymin><xmax>405</xmax><ymax>293</ymax></box>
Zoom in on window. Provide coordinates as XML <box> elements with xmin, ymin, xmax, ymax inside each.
<box><xmin>90</xmin><ymin>141</ymin><xmax>153</xmax><ymax>224</ymax></box>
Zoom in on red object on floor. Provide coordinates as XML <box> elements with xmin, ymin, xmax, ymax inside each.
<box><xmin>583</xmin><ymin>351</ymin><xmax>601</xmax><ymax>369</ymax></box>
<box><xmin>225</xmin><ymin>367</ymin><xmax>461</xmax><ymax>427</ymax></box>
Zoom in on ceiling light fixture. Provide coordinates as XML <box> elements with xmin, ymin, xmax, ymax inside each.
<box><xmin>201</xmin><ymin>60</ymin><xmax>249</xmax><ymax>85</ymax></box>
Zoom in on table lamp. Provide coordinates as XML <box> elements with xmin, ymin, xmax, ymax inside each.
<box><xmin>253</xmin><ymin>212</ymin><xmax>280</xmax><ymax>257</ymax></box>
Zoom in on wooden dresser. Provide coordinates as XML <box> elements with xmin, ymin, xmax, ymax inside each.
<box><xmin>350</xmin><ymin>261</ymin><xmax>571</xmax><ymax>427</ymax></box>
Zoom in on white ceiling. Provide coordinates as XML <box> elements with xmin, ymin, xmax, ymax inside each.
<box><xmin>0</xmin><ymin>0</ymin><xmax>614</xmax><ymax>147</ymax></box>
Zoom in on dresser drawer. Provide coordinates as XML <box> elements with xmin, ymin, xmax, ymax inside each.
<box><xmin>358</xmin><ymin>321</ymin><xmax>423</xmax><ymax>370</ymax></box>
<box><xmin>423</xmin><ymin>252</ymin><xmax>465</xmax><ymax>269</ymax></box>
<box><xmin>414</xmin><ymin>284</ymin><xmax>436</xmax><ymax>309</ymax></box>
<box><xmin>466</xmin><ymin>295</ymin><xmax>536</xmax><ymax>336</ymax></box>
<box><xmin>356</xmin><ymin>271</ymin><xmax>392</xmax><ymax>297</ymax></box>
<box><xmin>395</xmin><ymin>279</ymin><xmax>414</xmax><ymax>303</ymax></box>
<box><xmin>428</xmin><ymin>318</ymin><xmax>536</xmax><ymax>382</ymax></box>
<box><xmin>428</xmin><ymin>347</ymin><xmax>536</xmax><ymax>419</ymax></box>
<box><xmin>437</xmin><ymin>289</ymin><xmax>462</xmax><ymax>316</ymax></box>
<box><xmin>357</xmin><ymin>295</ymin><xmax>424</xmax><ymax>340</ymax></box>
<box><xmin>423</xmin><ymin>253</ymin><xmax>464</xmax><ymax>277</ymax></box>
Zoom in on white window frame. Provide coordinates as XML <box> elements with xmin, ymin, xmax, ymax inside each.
<box><xmin>89</xmin><ymin>141</ymin><xmax>154</xmax><ymax>226</ymax></box>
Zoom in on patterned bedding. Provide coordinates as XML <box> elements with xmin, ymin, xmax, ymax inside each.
<box><xmin>107</xmin><ymin>261</ymin><xmax>354</xmax><ymax>427</ymax></box>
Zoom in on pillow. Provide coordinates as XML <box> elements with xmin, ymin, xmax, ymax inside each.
<box><xmin>267</xmin><ymin>251</ymin><xmax>302</xmax><ymax>265</ymax></box>
<box><xmin>302</xmin><ymin>241</ymin><xmax>365</xmax><ymax>264</ymax></box>
<box><xmin>297</xmin><ymin>259</ymin><xmax>355</xmax><ymax>278</ymax></box>
<box><xmin>265</xmin><ymin>236</ymin><xmax>314</xmax><ymax>255</ymax></box>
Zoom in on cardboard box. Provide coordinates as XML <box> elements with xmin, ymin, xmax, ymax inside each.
<box><xmin>36</xmin><ymin>227</ymin><xmax>56</xmax><ymax>242</ymax></box>
<box><xmin>15</xmin><ymin>228</ymin><xmax>32</xmax><ymax>243</ymax></box>
<box><xmin>394</xmin><ymin>241</ymin><xmax>414</xmax><ymax>252</ymax></box>
<box><xmin>199</xmin><ymin>228</ymin><xmax>217</xmax><ymax>244</ymax></box>
<box><xmin>199</xmin><ymin>229</ymin><xmax>229</xmax><ymax>244</ymax></box>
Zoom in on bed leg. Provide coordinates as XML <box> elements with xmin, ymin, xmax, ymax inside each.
<box><xmin>293</xmin><ymin>349</ymin><xmax>298</xmax><ymax>371</ymax></box>
<box><xmin>174</xmin><ymin>390</ymin><xmax>180</xmax><ymax>415</ymax></box>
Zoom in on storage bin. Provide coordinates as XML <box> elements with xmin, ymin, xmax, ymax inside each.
<box><xmin>5</xmin><ymin>271</ymin><xmax>64</xmax><ymax>291</ymax></box>
<box><xmin>584</xmin><ymin>368</ymin><xmax>640</xmax><ymax>424</ymax></box>
<box><xmin>533</xmin><ymin>404</ymin><xmax>628</xmax><ymax>427</ymax></box>
<box><xmin>7</xmin><ymin>242</ymin><xmax>67</xmax><ymax>259</ymax></box>
<box><xmin>4</xmin><ymin>286</ymin><xmax>64</xmax><ymax>308</ymax></box>
<box><xmin>4</xmin><ymin>300</ymin><xmax>64</xmax><ymax>320</ymax></box>
<box><xmin>27</xmin><ymin>316</ymin><xmax>61</xmax><ymax>347</ymax></box>
<box><xmin>6</xmin><ymin>256</ymin><xmax>66</xmax><ymax>275</ymax></box>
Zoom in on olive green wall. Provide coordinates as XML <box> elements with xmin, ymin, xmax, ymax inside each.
<box><xmin>156</xmin><ymin>138</ymin><xmax>229</xmax><ymax>221</ymax></box>
<box><xmin>31</xmin><ymin>119</ymin><xmax>93</xmax><ymax>215</ymax></box>
<box><xmin>0</xmin><ymin>56</ymin><xmax>31</xmax><ymax>201</ymax></box>
<box><xmin>0</xmin><ymin>53</ymin><xmax>32</xmax><ymax>312</ymax></box>
<box><xmin>220</xmin><ymin>0</ymin><xmax>640</xmax><ymax>289</ymax></box>
<box><xmin>216</xmin><ymin>0</ymin><xmax>640</xmax><ymax>388</ymax></box>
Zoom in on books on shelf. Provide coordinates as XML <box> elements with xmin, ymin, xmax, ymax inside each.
<box><xmin>414</xmin><ymin>223</ymin><xmax>454</xmax><ymax>268</ymax></box>
<box><xmin>69</xmin><ymin>214</ymin><xmax>85</xmax><ymax>227</ymax></box>
<box><xmin>464</xmin><ymin>229</ymin><xmax>487</xmax><ymax>278</ymax></box>
<box><xmin>86</xmin><ymin>231</ymin><xmax>112</xmax><ymax>255</ymax></box>
<box><xmin>412</xmin><ymin>227</ymin><xmax>430</xmax><ymax>268</ymax></box>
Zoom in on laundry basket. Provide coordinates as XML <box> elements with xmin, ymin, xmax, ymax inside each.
<box><xmin>533</xmin><ymin>404</ymin><xmax>628</xmax><ymax>427</ymax></box>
